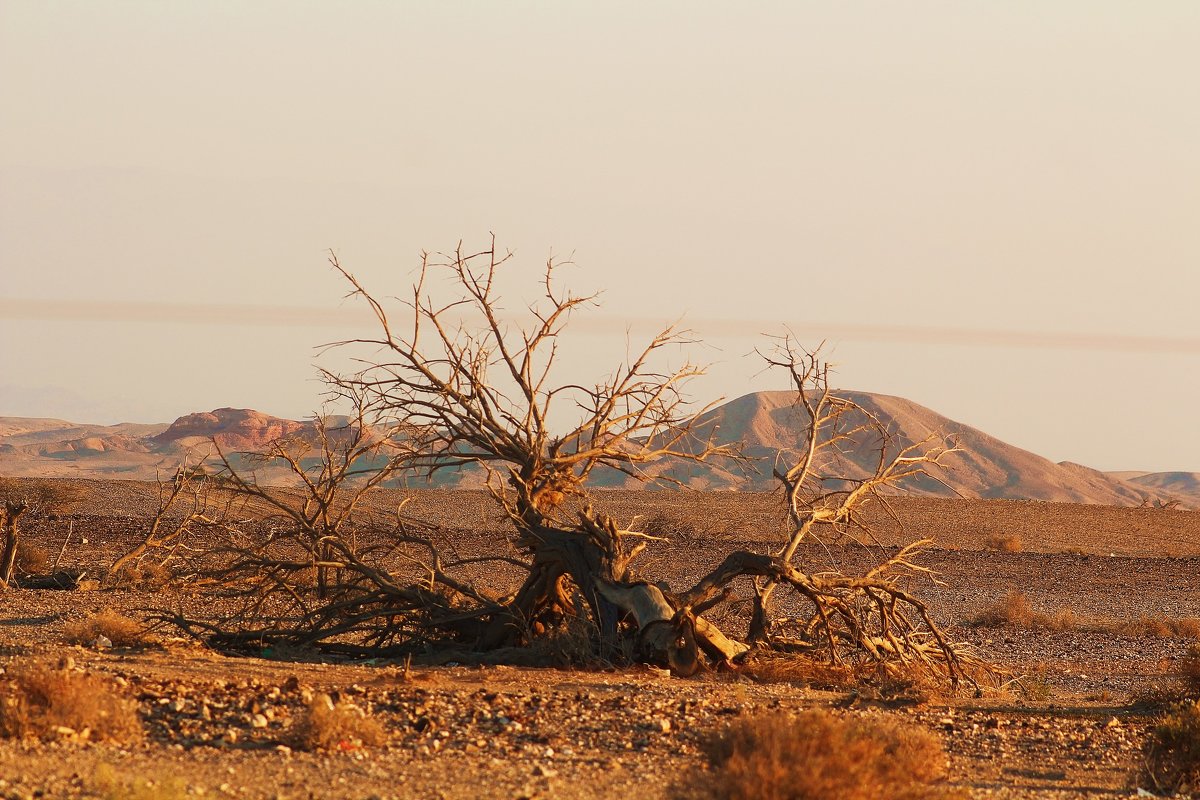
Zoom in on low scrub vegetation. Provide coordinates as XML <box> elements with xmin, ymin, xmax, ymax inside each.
<box><xmin>972</xmin><ymin>592</ymin><xmax>1200</xmax><ymax>639</ymax></box>
<box><xmin>107</xmin><ymin>561</ymin><xmax>175</xmax><ymax>591</ymax></box>
<box><xmin>738</xmin><ymin>653</ymin><xmax>946</xmax><ymax>704</ymax></box>
<box><xmin>971</xmin><ymin>591</ymin><xmax>1079</xmax><ymax>631</ymax></box>
<box><xmin>1141</xmin><ymin>700</ymin><xmax>1200</xmax><ymax>797</ymax></box>
<box><xmin>1121</xmin><ymin>617</ymin><xmax>1200</xmax><ymax>640</ymax></box>
<box><xmin>738</xmin><ymin>652</ymin><xmax>866</xmax><ymax>690</ymax></box>
<box><xmin>92</xmin><ymin>764</ymin><xmax>188</xmax><ymax>800</ymax></box>
<box><xmin>679</xmin><ymin>709</ymin><xmax>962</xmax><ymax>800</ymax></box>
<box><xmin>0</xmin><ymin>662</ymin><xmax>142</xmax><ymax>743</ymax></box>
<box><xmin>1184</xmin><ymin>645</ymin><xmax>1200</xmax><ymax>698</ymax></box>
<box><xmin>14</xmin><ymin>542</ymin><xmax>50</xmax><ymax>575</ymax></box>
<box><xmin>982</xmin><ymin>533</ymin><xmax>1023</xmax><ymax>553</ymax></box>
<box><xmin>292</xmin><ymin>692</ymin><xmax>387</xmax><ymax>751</ymax></box>
<box><xmin>63</xmin><ymin>609</ymin><xmax>148</xmax><ymax>648</ymax></box>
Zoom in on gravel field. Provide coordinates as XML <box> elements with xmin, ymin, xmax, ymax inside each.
<box><xmin>0</xmin><ymin>480</ymin><xmax>1197</xmax><ymax>799</ymax></box>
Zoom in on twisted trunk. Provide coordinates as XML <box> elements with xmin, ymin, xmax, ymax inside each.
<box><xmin>0</xmin><ymin>502</ymin><xmax>28</xmax><ymax>588</ymax></box>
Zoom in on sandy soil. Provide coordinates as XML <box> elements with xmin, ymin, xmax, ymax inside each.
<box><xmin>1</xmin><ymin>481</ymin><xmax>1198</xmax><ymax>799</ymax></box>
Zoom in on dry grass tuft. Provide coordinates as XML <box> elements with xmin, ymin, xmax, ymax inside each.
<box><xmin>640</xmin><ymin>511</ymin><xmax>700</xmax><ymax>539</ymax></box>
<box><xmin>681</xmin><ymin>710</ymin><xmax>964</xmax><ymax>800</ymax></box>
<box><xmin>1120</xmin><ymin>617</ymin><xmax>1200</xmax><ymax>640</ymax></box>
<box><xmin>1141</xmin><ymin>700</ymin><xmax>1200</xmax><ymax>797</ymax></box>
<box><xmin>108</xmin><ymin>561</ymin><xmax>175</xmax><ymax>590</ymax></box>
<box><xmin>0</xmin><ymin>662</ymin><xmax>142</xmax><ymax>743</ymax></box>
<box><xmin>983</xmin><ymin>534</ymin><xmax>1023</xmax><ymax>553</ymax></box>
<box><xmin>292</xmin><ymin>692</ymin><xmax>387</xmax><ymax>751</ymax></box>
<box><xmin>63</xmin><ymin>609</ymin><xmax>148</xmax><ymax>648</ymax></box>
<box><xmin>970</xmin><ymin>591</ymin><xmax>1078</xmax><ymax>631</ymax></box>
<box><xmin>739</xmin><ymin>652</ymin><xmax>865</xmax><ymax>689</ymax></box>
<box><xmin>973</xmin><ymin>594</ymin><xmax>1200</xmax><ymax>642</ymax></box>
<box><xmin>92</xmin><ymin>763</ymin><xmax>188</xmax><ymax>800</ymax></box>
<box><xmin>15</xmin><ymin>542</ymin><xmax>50</xmax><ymax>575</ymax></box>
<box><xmin>1129</xmin><ymin>646</ymin><xmax>1200</xmax><ymax>711</ymax></box>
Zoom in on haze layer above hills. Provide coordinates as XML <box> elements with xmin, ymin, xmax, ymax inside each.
<box><xmin>0</xmin><ymin>392</ymin><xmax>1195</xmax><ymax>508</ymax></box>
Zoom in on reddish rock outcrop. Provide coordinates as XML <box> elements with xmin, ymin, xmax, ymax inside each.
<box><xmin>154</xmin><ymin>408</ymin><xmax>310</xmax><ymax>451</ymax></box>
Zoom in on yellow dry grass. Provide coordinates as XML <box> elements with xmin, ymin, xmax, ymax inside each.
<box><xmin>680</xmin><ymin>709</ymin><xmax>964</xmax><ymax>800</ymax></box>
<box><xmin>292</xmin><ymin>693</ymin><xmax>387</xmax><ymax>751</ymax></box>
<box><xmin>62</xmin><ymin>608</ymin><xmax>148</xmax><ymax>648</ymax></box>
<box><xmin>0</xmin><ymin>662</ymin><xmax>142</xmax><ymax>743</ymax></box>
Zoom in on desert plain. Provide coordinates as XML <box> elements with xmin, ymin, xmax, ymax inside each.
<box><xmin>0</xmin><ymin>478</ymin><xmax>1196</xmax><ymax>799</ymax></box>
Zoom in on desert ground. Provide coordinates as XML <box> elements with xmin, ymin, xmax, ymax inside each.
<box><xmin>0</xmin><ymin>480</ymin><xmax>1198</xmax><ymax>799</ymax></box>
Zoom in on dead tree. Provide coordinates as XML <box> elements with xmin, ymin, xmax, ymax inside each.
<box><xmin>0</xmin><ymin>500</ymin><xmax>28</xmax><ymax>588</ymax></box>
<box><xmin>169</xmin><ymin>238</ymin><xmax>980</xmax><ymax>686</ymax></box>
<box><xmin>107</xmin><ymin>462</ymin><xmax>223</xmax><ymax>583</ymax></box>
<box><xmin>673</xmin><ymin>338</ymin><xmax>970</xmax><ymax>679</ymax></box>
<box><xmin>206</xmin><ymin>394</ymin><xmax>422</xmax><ymax>595</ymax></box>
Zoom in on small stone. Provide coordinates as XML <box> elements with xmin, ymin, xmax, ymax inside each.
<box><xmin>94</xmin><ymin>634</ymin><xmax>113</xmax><ymax>649</ymax></box>
<box><xmin>652</xmin><ymin>718</ymin><xmax>671</xmax><ymax>733</ymax></box>
<box><xmin>168</xmin><ymin>698</ymin><xmax>186</xmax><ymax>713</ymax></box>
<box><xmin>251</xmin><ymin>713</ymin><xmax>269</xmax><ymax>728</ymax></box>
<box><xmin>532</xmin><ymin>764</ymin><xmax>558</xmax><ymax>778</ymax></box>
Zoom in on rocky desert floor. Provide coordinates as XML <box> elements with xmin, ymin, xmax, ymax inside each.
<box><xmin>0</xmin><ymin>480</ymin><xmax>1198</xmax><ymax>799</ymax></box>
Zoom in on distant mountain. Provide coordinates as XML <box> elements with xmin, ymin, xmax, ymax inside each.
<box><xmin>1119</xmin><ymin>471</ymin><xmax>1200</xmax><ymax>509</ymax></box>
<box><xmin>154</xmin><ymin>408</ymin><xmax>311</xmax><ymax>451</ymax></box>
<box><xmin>0</xmin><ymin>409</ymin><xmax>311</xmax><ymax>481</ymax></box>
<box><xmin>0</xmin><ymin>395</ymin><xmax>1189</xmax><ymax>507</ymax></box>
<box><xmin>581</xmin><ymin>390</ymin><xmax>1173</xmax><ymax>506</ymax></box>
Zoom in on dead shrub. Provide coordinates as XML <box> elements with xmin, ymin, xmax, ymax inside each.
<box><xmin>1125</xmin><ymin>617</ymin><xmax>1200</xmax><ymax>640</ymax></box>
<box><xmin>867</xmin><ymin>662</ymin><xmax>950</xmax><ymax>706</ymax></box>
<box><xmin>292</xmin><ymin>692</ymin><xmax>386</xmax><ymax>751</ymax></box>
<box><xmin>1141</xmin><ymin>700</ymin><xmax>1200</xmax><ymax>797</ymax></box>
<box><xmin>1182</xmin><ymin>644</ymin><xmax>1200</xmax><ymax>700</ymax></box>
<box><xmin>0</xmin><ymin>662</ymin><xmax>142</xmax><ymax>743</ymax></box>
<box><xmin>976</xmin><ymin>597</ymin><xmax>1200</xmax><ymax>642</ymax></box>
<box><xmin>971</xmin><ymin>591</ymin><xmax>1036</xmax><ymax>628</ymax></box>
<box><xmin>983</xmin><ymin>534</ymin><xmax>1023</xmax><ymax>553</ymax></box>
<box><xmin>740</xmin><ymin>652</ymin><xmax>865</xmax><ymax>690</ymax></box>
<box><xmin>970</xmin><ymin>591</ymin><xmax>1078</xmax><ymax>631</ymax></box>
<box><xmin>640</xmin><ymin>511</ymin><xmax>700</xmax><ymax>539</ymax></box>
<box><xmin>1019</xmin><ymin>662</ymin><xmax>1055</xmax><ymax>701</ymax></box>
<box><xmin>526</xmin><ymin>612</ymin><xmax>603</xmax><ymax>669</ymax></box>
<box><xmin>14</xmin><ymin>542</ymin><xmax>49</xmax><ymax>575</ymax></box>
<box><xmin>108</xmin><ymin>561</ymin><xmax>175</xmax><ymax>590</ymax></box>
<box><xmin>63</xmin><ymin>609</ymin><xmax>148</xmax><ymax>648</ymax></box>
<box><xmin>680</xmin><ymin>709</ymin><xmax>963</xmax><ymax>800</ymax></box>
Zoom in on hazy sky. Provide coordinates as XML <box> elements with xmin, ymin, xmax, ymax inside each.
<box><xmin>2</xmin><ymin>2</ymin><xmax>1198</xmax><ymax>471</ymax></box>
